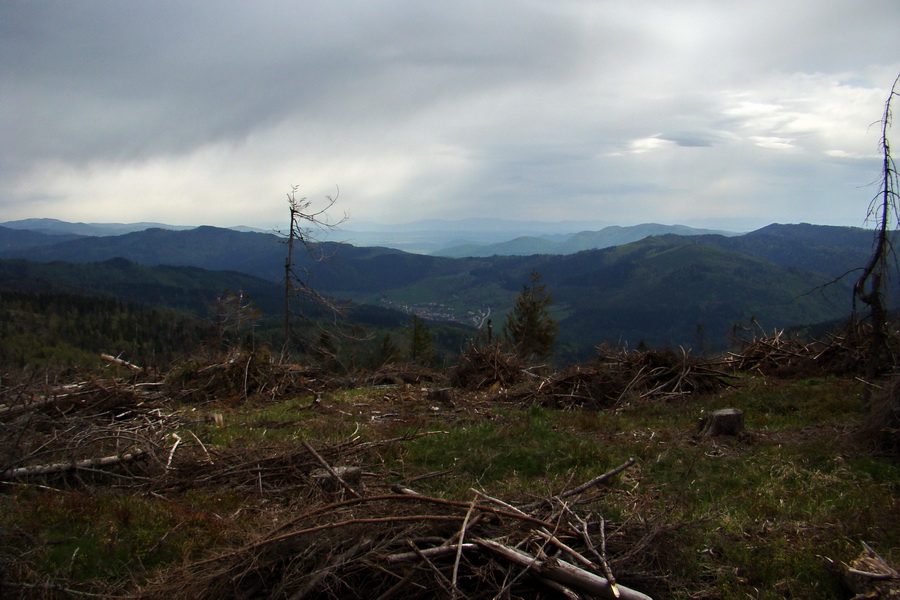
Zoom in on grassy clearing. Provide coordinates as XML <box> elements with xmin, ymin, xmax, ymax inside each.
<box><xmin>377</xmin><ymin>377</ymin><xmax>897</xmax><ymax>597</ymax></box>
<box><xmin>2</xmin><ymin>375</ymin><xmax>897</xmax><ymax>598</ymax></box>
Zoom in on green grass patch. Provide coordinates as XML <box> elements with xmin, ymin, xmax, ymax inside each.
<box><xmin>2</xmin><ymin>488</ymin><xmax>236</xmax><ymax>584</ymax></box>
<box><xmin>394</xmin><ymin>404</ymin><xmax>636</xmax><ymax>498</ymax></box>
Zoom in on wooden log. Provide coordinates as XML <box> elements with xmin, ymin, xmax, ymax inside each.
<box><xmin>698</xmin><ymin>408</ymin><xmax>744</xmax><ymax>437</ymax></box>
<box><xmin>1</xmin><ymin>450</ymin><xmax>146</xmax><ymax>479</ymax></box>
<box><xmin>426</xmin><ymin>387</ymin><xmax>455</xmax><ymax>404</ymax></box>
<box><xmin>100</xmin><ymin>353</ymin><xmax>143</xmax><ymax>373</ymax></box>
<box><xmin>476</xmin><ymin>538</ymin><xmax>653</xmax><ymax>600</ymax></box>
<box><xmin>386</xmin><ymin>543</ymin><xmax>479</xmax><ymax>563</ymax></box>
<box><xmin>840</xmin><ymin>542</ymin><xmax>900</xmax><ymax>598</ymax></box>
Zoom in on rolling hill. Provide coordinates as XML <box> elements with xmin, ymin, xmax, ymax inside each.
<box><xmin>0</xmin><ymin>221</ymin><xmax>884</xmax><ymax>359</ymax></box>
<box><xmin>433</xmin><ymin>223</ymin><xmax>734</xmax><ymax>257</ymax></box>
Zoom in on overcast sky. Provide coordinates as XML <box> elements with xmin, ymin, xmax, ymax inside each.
<box><xmin>2</xmin><ymin>1</ymin><xmax>898</xmax><ymax>232</ymax></box>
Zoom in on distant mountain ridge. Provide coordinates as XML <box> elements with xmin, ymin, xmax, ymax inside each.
<box><xmin>0</xmin><ymin>220</ymin><xmax>884</xmax><ymax>358</ymax></box>
<box><xmin>1</xmin><ymin>218</ymin><xmax>737</xmax><ymax>256</ymax></box>
<box><xmin>0</xmin><ymin>218</ymin><xmax>197</xmax><ymax>237</ymax></box>
<box><xmin>433</xmin><ymin>223</ymin><xmax>735</xmax><ymax>257</ymax></box>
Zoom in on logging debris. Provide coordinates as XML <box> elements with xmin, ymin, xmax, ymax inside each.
<box><xmin>450</xmin><ymin>342</ymin><xmax>530</xmax><ymax>390</ymax></box>
<box><xmin>505</xmin><ymin>347</ymin><xmax>733</xmax><ymax>409</ymax></box>
<box><xmin>729</xmin><ymin>320</ymin><xmax>900</xmax><ymax>378</ymax></box>
<box><xmin>137</xmin><ymin>458</ymin><xmax>664</xmax><ymax>600</ymax></box>
<box><xmin>0</xmin><ymin>368</ymin><xmax>670</xmax><ymax>599</ymax></box>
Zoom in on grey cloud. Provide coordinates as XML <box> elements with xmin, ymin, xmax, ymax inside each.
<box><xmin>658</xmin><ymin>132</ymin><xmax>724</xmax><ymax>148</ymax></box>
<box><xmin>1</xmin><ymin>0</ymin><xmax>898</xmax><ymax>229</ymax></box>
<box><xmin>2</xmin><ymin>1</ymin><xmax>586</xmax><ymax>168</ymax></box>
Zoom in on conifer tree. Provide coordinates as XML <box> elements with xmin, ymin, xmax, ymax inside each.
<box><xmin>407</xmin><ymin>314</ymin><xmax>435</xmax><ymax>366</ymax></box>
<box><xmin>503</xmin><ymin>270</ymin><xmax>558</xmax><ymax>358</ymax></box>
<box><xmin>372</xmin><ymin>333</ymin><xmax>400</xmax><ymax>367</ymax></box>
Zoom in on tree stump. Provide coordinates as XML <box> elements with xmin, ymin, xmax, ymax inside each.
<box><xmin>698</xmin><ymin>408</ymin><xmax>744</xmax><ymax>437</ymax></box>
<box><xmin>426</xmin><ymin>387</ymin><xmax>455</xmax><ymax>404</ymax></box>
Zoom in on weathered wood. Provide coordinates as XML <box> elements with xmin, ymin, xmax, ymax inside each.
<box><xmin>1</xmin><ymin>450</ymin><xmax>146</xmax><ymax>479</ymax></box>
<box><xmin>312</xmin><ymin>465</ymin><xmax>363</xmax><ymax>497</ymax></box>
<box><xmin>303</xmin><ymin>439</ymin><xmax>362</xmax><ymax>497</ymax></box>
<box><xmin>426</xmin><ymin>387</ymin><xmax>455</xmax><ymax>404</ymax></box>
<box><xmin>839</xmin><ymin>542</ymin><xmax>900</xmax><ymax>598</ymax></box>
<box><xmin>100</xmin><ymin>353</ymin><xmax>143</xmax><ymax>373</ymax></box>
<box><xmin>698</xmin><ymin>408</ymin><xmax>744</xmax><ymax>437</ymax></box>
<box><xmin>476</xmin><ymin>538</ymin><xmax>653</xmax><ymax>600</ymax></box>
<box><xmin>386</xmin><ymin>543</ymin><xmax>479</xmax><ymax>563</ymax></box>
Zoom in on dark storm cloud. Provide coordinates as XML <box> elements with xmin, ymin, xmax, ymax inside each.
<box><xmin>1</xmin><ymin>1</ymin><xmax>581</xmax><ymax>166</ymax></box>
<box><xmin>1</xmin><ymin>0</ymin><xmax>898</xmax><ymax>228</ymax></box>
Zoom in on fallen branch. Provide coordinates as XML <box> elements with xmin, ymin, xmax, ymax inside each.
<box><xmin>302</xmin><ymin>439</ymin><xmax>361</xmax><ymax>498</ymax></box>
<box><xmin>1</xmin><ymin>449</ymin><xmax>146</xmax><ymax>479</ymax></box>
<box><xmin>386</xmin><ymin>543</ymin><xmax>479</xmax><ymax>563</ymax></box>
<box><xmin>101</xmin><ymin>353</ymin><xmax>144</xmax><ymax>373</ymax></box>
<box><xmin>476</xmin><ymin>538</ymin><xmax>653</xmax><ymax>600</ymax></box>
<box><xmin>519</xmin><ymin>457</ymin><xmax>636</xmax><ymax>511</ymax></box>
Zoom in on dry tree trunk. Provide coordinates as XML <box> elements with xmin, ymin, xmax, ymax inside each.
<box><xmin>1</xmin><ymin>450</ymin><xmax>146</xmax><ymax>479</ymax></box>
<box><xmin>855</xmin><ymin>72</ymin><xmax>900</xmax><ymax>381</ymax></box>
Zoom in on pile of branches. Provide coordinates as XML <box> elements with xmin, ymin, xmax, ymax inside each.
<box><xmin>165</xmin><ymin>348</ymin><xmax>329</xmax><ymax>405</ymax></box>
<box><xmin>0</xmin><ymin>374</ymin><xmax>177</xmax><ymax>485</ymax></box>
<box><xmin>730</xmin><ymin>320</ymin><xmax>900</xmax><ymax>378</ymax></box>
<box><xmin>0</xmin><ymin>370</ymin><xmax>447</xmax><ymax>496</ymax></box>
<box><xmin>450</xmin><ymin>342</ymin><xmax>530</xmax><ymax>390</ymax></box>
<box><xmin>364</xmin><ymin>363</ymin><xmax>450</xmax><ymax>387</ymax></box>
<box><xmin>507</xmin><ymin>348</ymin><xmax>732</xmax><ymax>409</ymax></box>
<box><xmin>139</xmin><ymin>458</ymin><xmax>666</xmax><ymax>600</ymax></box>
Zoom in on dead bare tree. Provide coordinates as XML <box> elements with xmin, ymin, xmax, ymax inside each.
<box><xmin>854</xmin><ymin>73</ymin><xmax>900</xmax><ymax>379</ymax></box>
<box><xmin>280</xmin><ymin>185</ymin><xmax>348</xmax><ymax>348</ymax></box>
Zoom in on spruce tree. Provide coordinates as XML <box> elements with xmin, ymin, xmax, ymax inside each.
<box><xmin>372</xmin><ymin>333</ymin><xmax>400</xmax><ymax>367</ymax></box>
<box><xmin>407</xmin><ymin>314</ymin><xmax>436</xmax><ymax>366</ymax></box>
<box><xmin>503</xmin><ymin>270</ymin><xmax>558</xmax><ymax>358</ymax></box>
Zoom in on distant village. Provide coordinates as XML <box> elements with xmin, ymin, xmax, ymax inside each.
<box><xmin>378</xmin><ymin>299</ymin><xmax>490</xmax><ymax>328</ymax></box>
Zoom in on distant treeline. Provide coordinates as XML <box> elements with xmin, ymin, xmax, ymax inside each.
<box><xmin>0</xmin><ymin>288</ymin><xmax>476</xmax><ymax>373</ymax></box>
<box><xmin>0</xmin><ymin>290</ymin><xmax>216</xmax><ymax>370</ymax></box>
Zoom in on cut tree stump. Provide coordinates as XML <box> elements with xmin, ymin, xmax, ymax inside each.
<box><xmin>698</xmin><ymin>408</ymin><xmax>744</xmax><ymax>437</ymax></box>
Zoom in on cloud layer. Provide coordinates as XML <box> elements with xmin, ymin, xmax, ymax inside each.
<box><xmin>2</xmin><ymin>0</ymin><xmax>898</xmax><ymax>230</ymax></box>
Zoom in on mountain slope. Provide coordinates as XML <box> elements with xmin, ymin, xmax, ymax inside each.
<box><xmin>434</xmin><ymin>223</ymin><xmax>734</xmax><ymax>257</ymax></box>
<box><xmin>0</xmin><ymin>218</ymin><xmax>195</xmax><ymax>236</ymax></box>
<box><xmin>0</xmin><ymin>226</ymin><xmax>291</xmax><ymax>281</ymax></box>
<box><xmin>0</xmin><ymin>257</ymin><xmax>285</xmax><ymax>316</ymax></box>
<box><xmin>0</xmin><ymin>257</ymin><xmax>415</xmax><ymax>333</ymax></box>
<box><xmin>0</xmin><ymin>226</ymin><xmax>83</xmax><ymax>252</ymax></box>
<box><xmin>0</xmin><ymin>222</ymin><xmax>871</xmax><ymax>357</ymax></box>
<box><xmin>719</xmin><ymin>223</ymin><xmax>879</xmax><ymax>278</ymax></box>
<box><xmin>325</xmin><ymin>235</ymin><xmax>855</xmax><ymax>356</ymax></box>
<box><xmin>544</xmin><ymin>239</ymin><xmax>851</xmax><ymax>353</ymax></box>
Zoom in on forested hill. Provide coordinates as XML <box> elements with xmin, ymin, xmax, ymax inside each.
<box><xmin>0</xmin><ymin>222</ymin><xmax>881</xmax><ymax>283</ymax></box>
<box><xmin>0</xmin><ymin>226</ymin><xmax>82</xmax><ymax>251</ymax></box>
<box><xmin>655</xmin><ymin>223</ymin><xmax>882</xmax><ymax>279</ymax></box>
<box><xmin>0</xmin><ymin>289</ymin><xmax>216</xmax><ymax>369</ymax></box>
<box><xmin>0</xmin><ymin>222</ymin><xmax>885</xmax><ymax>357</ymax></box>
<box><xmin>0</xmin><ymin>226</ymin><xmax>291</xmax><ymax>282</ymax></box>
<box><xmin>0</xmin><ymin>257</ymin><xmax>413</xmax><ymax>330</ymax></box>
